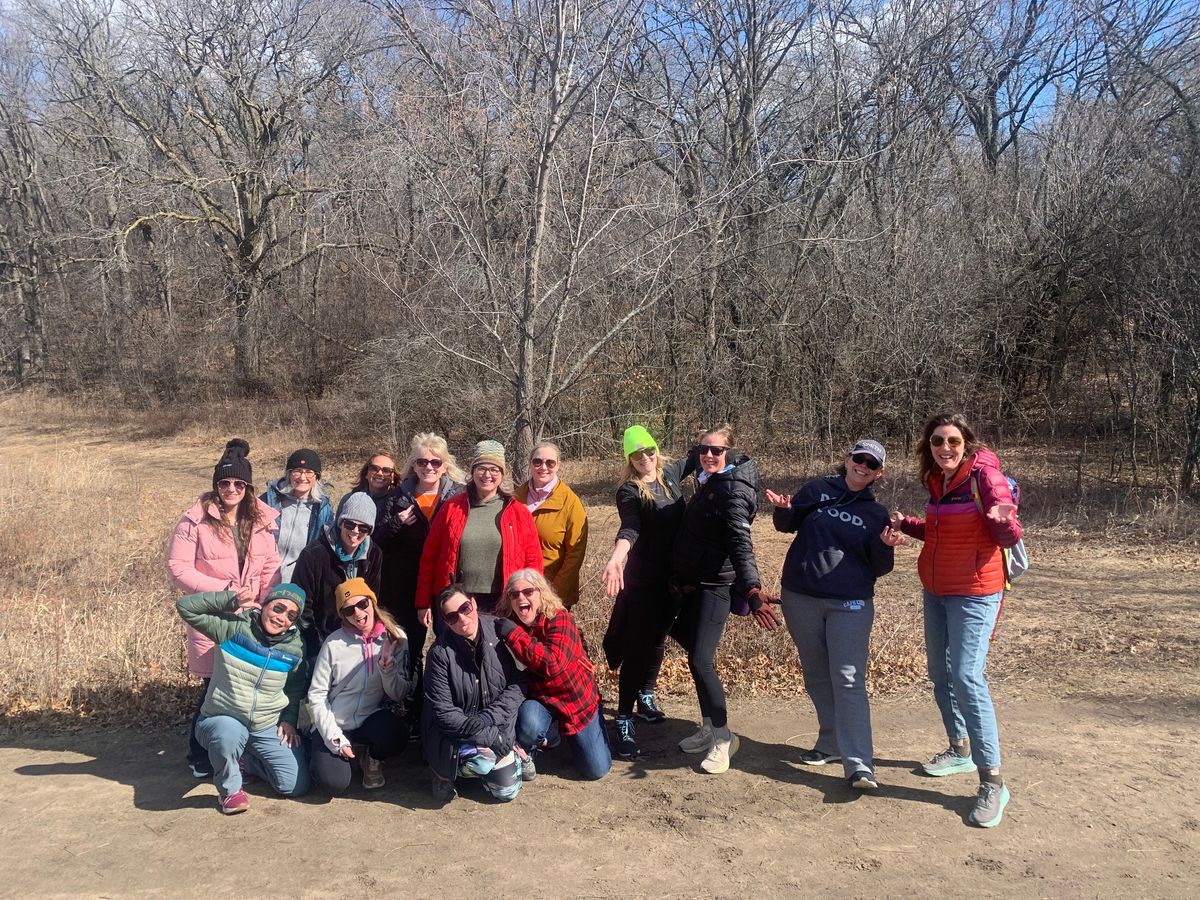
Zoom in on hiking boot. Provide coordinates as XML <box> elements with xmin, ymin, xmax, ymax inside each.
<box><xmin>430</xmin><ymin>775</ymin><xmax>456</xmax><ymax>803</ymax></box>
<box><xmin>189</xmin><ymin>761</ymin><xmax>214</xmax><ymax>779</ymax></box>
<box><xmin>700</xmin><ymin>729</ymin><xmax>739</xmax><ymax>774</ymax></box>
<box><xmin>636</xmin><ymin>692</ymin><xmax>666</xmax><ymax>723</ymax></box>
<box><xmin>679</xmin><ymin>719</ymin><xmax>714</xmax><ymax>754</ymax></box>
<box><xmin>798</xmin><ymin>748</ymin><xmax>840</xmax><ymax>766</ymax></box>
<box><xmin>614</xmin><ymin>715</ymin><xmax>640</xmax><ymax>760</ymax></box>
<box><xmin>521</xmin><ymin>755</ymin><xmax>538</xmax><ymax>782</ymax></box>
<box><xmin>969</xmin><ymin>779</ymin><xmax>1010</xmax><ymax>827</ymax></box>
<box><xmin>849</xmin><ymin>770</ymin><xmax>878</xmax><ymax>790</ymax></box>
<box><xmin>361</xmin><ymin>750</ymin><xmax>385</xmax><ymax>790</ymax></box>
<box><xmin>219</xmin><ymin>789</ymin><xmax>250</xmax><ymax>815</ymax></box>
<box><xmin>923</xmin><ymin>746</ymin><xmax>977</xmax><ymax>777</ymax></box>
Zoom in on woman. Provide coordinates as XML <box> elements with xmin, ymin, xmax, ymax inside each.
<box><xmin>670</xmin><ymin>423</ymin><xmax>779</xmax><ymax>775</ymax></box>
<box><xmin>766</xmin><ymin>439</ymin><xmax>903</xmax><ymax>790</ymax></box>
<box><xmin>415</xmin><ymin>440</ymin><xmax>542</xmax><ymax>623</ymax></box>
<box><xmin>894</xmin><ymin>413</ymin><xmax>1022</xmax><ymax>828</ymax></box>
<box><xmin>514</xmin><ymin>443</ymin><xmax>589</xmax><ymax>608</ymax></box>
<box><xmin>599</xmin><ymin>425</ymin><xmax>694</xmax><ymax>760</ymax></box>
<box><xmin>496</xmin><ymin>569</ymin><xmax>610</xmax><ymax>781</ymax></box>
<box><xmin>375</xmin><ymin>433</ymin><xmax>466</xmax><ymax>663</ymax></box>
<box><xmin>348</xmin><ymin>448</ymin><xmax>403</xmax><ymax>500</ymax></box>
<box><xmin>308</xmin><ymin>578</ymin><xmax>414</xmax><ymax>795</ymax></box>
<box><xmin>176</xmin><ymin>583</ymin><xmax>309</xmax><ymax>814</ymax></box>
<box><xmin>167</xmin><ymin>438</ymin><xmax>281</xmax><ymax>778</ymax></box>
<box><xmin>422</xmin><ymin>584</ymin><xmax>527</xmax><ymax>803</ymax></box>
<box><xmin>260</xmin><ymin>448</ymin><xmax>334</xmax><ymax>582</ymax></box>
<box><xmin>293</xmin><ymin>491</ymin><xmax>384</xmax><ymax>655</ymax></box>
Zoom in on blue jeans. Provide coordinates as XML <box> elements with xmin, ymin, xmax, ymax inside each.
<box><xmin>195</xmin><ymin>714</ymin><xmax>310</xmax><ymax>800</ymax></box>
<box><xmin>516</xmin><ymin>699</ymin><xmax>611</xmax><ymax>781</ymax></box>
<box><xmin>923</xmin><ymin>590</ymin><xmax>1003</xmax><ymax>771</ymax></box>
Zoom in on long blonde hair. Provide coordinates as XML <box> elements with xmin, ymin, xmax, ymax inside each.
<box><xmin>406</xmin><ymin>432</ymin><xmax>467</xmax><ymax>485</ymax></box>
<box><xmin>335</xmin><ymin>585</ymin><xmax>406</xmax><ymax>642</ymax></box>
<box><xmin>496</xmin><ymin>569</ymin><xmax>565</xmax><ymax>621</ymax></box>
<box><xmin>618</xmin><ymin>451</ymin><xmax>674</xmax><ymax>503</ymax></box>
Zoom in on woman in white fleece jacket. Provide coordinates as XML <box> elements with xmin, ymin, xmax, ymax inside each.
<box><xmin>307</xmin><ymin>577</ymin><xmax>415</xmax><ymax>794</ymax></box>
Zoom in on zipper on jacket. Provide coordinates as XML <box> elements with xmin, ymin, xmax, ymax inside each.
<box><xmin>248</xmin><ymin>646</ymin><xmax>272</xmax><ymax>723</ymax></box>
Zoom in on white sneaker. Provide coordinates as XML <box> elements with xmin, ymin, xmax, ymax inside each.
<box><xmin>700</xmin><ymin>728</ymin><xmax>739</xmax><ymax>774</ymax></box>
<box><xmin>679</xmin><ymin>718</ymin><xmax>714</xmax><ymax>754</ymax></box>
<box><xmin>361</xmin><ymin>750</ymin><xmax>385</xmax><ymax>790</ymax></box>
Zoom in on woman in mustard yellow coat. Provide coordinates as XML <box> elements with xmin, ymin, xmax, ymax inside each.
<box><xmin>514</xmin><ymin>442</ymin><xmax>589</xmax><ymax>608</ymax></box>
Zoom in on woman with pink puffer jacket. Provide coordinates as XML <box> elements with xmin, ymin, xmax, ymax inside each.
<box><xmin>167</xmin><ymin>438</ymin><xmax>281</xmax><ymax>777</ymax></box>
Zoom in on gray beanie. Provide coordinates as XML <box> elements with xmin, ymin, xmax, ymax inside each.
<box><xmin>337</xmin><ymin>492</ymin><xmax>378</xmax><ymax>527</ymax></box>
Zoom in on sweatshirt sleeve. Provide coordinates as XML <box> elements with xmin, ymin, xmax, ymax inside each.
<box><xmin>175</xmin><ymin>590</ymin><xmax>240</xmax><ymax>644</ymax></box>
<box><xmin>381</xmin><ymin>636</ymin><xmax>415</xmax><ymax>704</ymax></box>
<box><xmin>306</xmin><ymin>640</ymin><xmax>348</xmax><ymax>753</ymax></box>
<box><xmin>613</xmin><ymin>484</ymin><xmax>644</xmax><ymax>546</ymax></box>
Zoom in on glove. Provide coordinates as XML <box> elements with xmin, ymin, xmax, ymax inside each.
<box><xmin>496</xmin><ymin>617</ymin><xmax>518</xmax><ymax>639</ymax></box>
<box><xmin>491</xmin><ymin>733</ymin><xmax>514</xmax><ymax>758</ymax></box>
<box><xmin>477</xmin><ymin>710</ymin><xmax>494</xmax><ymax>729</ymax></box>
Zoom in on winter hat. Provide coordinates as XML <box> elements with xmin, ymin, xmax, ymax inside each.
<box><xmin>471</xmin><ymin>440</ymin><xmax>507</xmax><ymax>472</ymax></box>
<box><xmin>285</xmin><ymin>448</ymin><xmax>322</xmax><ymax>477</ymax></box>
<box><xmin>213</xmin><ymin>438</ymin><xmax>253</xmax><ymax>487</ymax></box>
<box><xmin>335</xmin><ymin>577</ymin><xmax>377</xmax><ymax>614</ymax></box>
<box><xmin>850</xmin><ymin>439</ymin><xmax>886</xmax><ymax>467</ymax></box>
<box><xmin>337</xmin><ymin>491</ymin><xmax>377</xmax><ymax>527</ymax></box>
<box><xmin>622</xmin><ymin>425</ymin><xmax>658</xmax><ymax>459</ymax></box>
<box><xmin>265</xmin><ymin>582</ymin><xmax>307</xmax><ymax>615</ymax></box>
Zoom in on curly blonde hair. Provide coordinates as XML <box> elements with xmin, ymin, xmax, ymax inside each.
<box><xmin>496</xmin><ymin>569</ymin><xmax>564</xmax><ymax>621</ymax></box>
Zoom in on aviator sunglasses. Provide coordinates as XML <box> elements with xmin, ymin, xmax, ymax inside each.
<box><xmin>929</xmin><ymin>434</ymin><xmax>964</xmax><ymax>448</ymax></box>
<box><xmin>217</xmin><ymin>479</ymin><xmax>247</xmax><ymax>491</ymax></box>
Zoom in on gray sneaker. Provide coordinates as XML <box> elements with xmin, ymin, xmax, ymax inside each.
<box><xmin>923</xmin><ymin>746</ymin><xmax>977</xmax><ymax>777</ymax></box>
<box><xmin>521</xmin><ymin>755</ymin><xmax>537</xmax><ymax>782</ymax></box>
<box><xmin>969</xmin><ymin>780</ymin><xmax>1010</xmax><ymax>828</ymax></box>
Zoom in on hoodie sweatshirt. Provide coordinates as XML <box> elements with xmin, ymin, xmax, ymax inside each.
<box><xmin>773</xmin><ymin>475</ymin><xmax>894</xmax><ymax>600</ymax></box>
<box><xmin>261</xmin><ymin>476</ymin><xmax>335</xmax><ymax>581</ymax></box>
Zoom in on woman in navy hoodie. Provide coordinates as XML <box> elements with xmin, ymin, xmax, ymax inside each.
<box><xmin>766</xmin><ymin>439</ymin><xmax>903</xmax><ymax>789</ymax></box>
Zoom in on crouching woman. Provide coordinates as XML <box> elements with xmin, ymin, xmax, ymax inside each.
<box><xmin>175</xmin><ymin>583</ymin><xmax>310</xmax><ymax>815</ymax></box>
<box><xmin>496</xmin><ymin>569</ymin><xmax>610</xmax><ymax>781</ymax></box>
<box><xmin>422</xmin><ymin>585</ymin><xmax>527</xmax><ymax>803</ymax></box>
<box><xmin>308</xmin><ymin>577</ymin><xmax>414</xmax><ymax>795</ymax></box>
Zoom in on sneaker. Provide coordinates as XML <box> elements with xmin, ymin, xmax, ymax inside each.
<box><xmin>849</xmin><ymin>770</ymin><xmax>878</xmax><ymax>790</ymax></box>
<box><xmin>219</xmin><ymin>789</ymin><xmax>250</xmax><ymax>815</ymax></box>
<box><xmin>923</xmin><ymin>746</ymin><xmax>977</xmax><ymax>777</ymax></box>
<box><xmin>189</xmin><ymin>761</ymin><xmax>214</xmax><ymax>779</ymax></box>
<box><xmin>679</xmin><ymin>720</ymin><xmax>714</xmax><ymax>754</ymax></box>
<box><xmin>614</xmin><ymin>715</ymin><xmax>640</xmax><ymax>760</ymax></box>
<box><xmin>430</xmin><ymin>775</ymin><xmax>456</xmax><ymax>803</ymax></box>
<box><xmin>969</xmin><ymin>780</ymin><xmax>1010</xmax><ymax>828</ymax></box>
<box><xmin>635</xmin><ymin>692</ymin><xmax>666</xmax><ymax>723</ymax></box>
<box><xmin>798</xmin><ymin>748</ymin><xmax>840</xmax><ymax>765</ymax></box>
<box><xmin>361</xmin><ymin>750</ymin><xmax>385</xmax><ymax>790</ymax></box>
<box><xmin>700</xmin><ymin>730</ymin><xmax>739</xmax><ymax>774</ymax></box>
<box><xmin>521</xmin><ymin>755</ymin><xmax>538</xmax><ymax>782</ymax></box>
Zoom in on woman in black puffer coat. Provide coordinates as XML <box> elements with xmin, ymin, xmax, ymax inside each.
<box><xmin>670</xmin><ymin>423</ymin><xmax>780</xmax><ymax>776</ymax></box>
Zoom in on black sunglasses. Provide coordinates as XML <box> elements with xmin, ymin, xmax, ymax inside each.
<box><xmin>850</xmin><ymin>453</ymin><xmax>882</xmax><ymax>471</ymax></box>
<box><xmin>266</xmin><ymin>602</ymin><xmax>299</xmax><ymax>623</ymax></box>
<box><xmin>507</xmin><ymin>586</ymin><xmax>538</xmax><ymax>599</ymax></box>
<box><xmin>698</xmin><ymin>444</ymin><xmax>728</xmax><ymax>456</ymax></box>
<box><xmin>443</xmin><ymin>598</ymin><xmax>475</xmax><ymax>624</ymax></box>
<box><xmin>341</xmin><ymin>521</ymin><xmax>373</xmax><ymax>535</ymax></box>
<box><xmin>339</xmin><ymin>598</ymin><xmax>371</xmax><ymax>618</ymax></box>
<box><xmin>414</xmin><ymin>458</ymin><xmax>443</xmax><ymax>469</ymax></box>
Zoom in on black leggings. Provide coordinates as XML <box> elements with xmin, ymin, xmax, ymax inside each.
<box><xmin>670</xmin><ymin>584</ymin><xmax>732</xmax><ymax>729</ymax></box>
<box><xmin>614</xmin><ymin>585</ymin><xmax>673</xmax><ymax>716</ymax></box>
<box><xmin>310</xmin><ymin>706</ymin><xmax>410</xmax><ymax>795</ymax></box>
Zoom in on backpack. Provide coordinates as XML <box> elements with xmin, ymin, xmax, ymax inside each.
<box><xmin>971</xmin><ymin>472</ymin><xmax>1029</xmax><ymax>589</ymax></box>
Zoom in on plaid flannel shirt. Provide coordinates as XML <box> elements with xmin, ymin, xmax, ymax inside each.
<box><xmin>504</xmin><ymin>609</ymin><xmax>600</xmax><ymax>736</ymax></box>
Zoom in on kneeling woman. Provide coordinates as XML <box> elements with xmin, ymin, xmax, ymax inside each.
<box><xmin>496</xmin><ymin>569</ymin><xmax>610</xmax><ymax>781</ymax></box>
<box><xmin>308</xmin><ymin>578</ymin><xmax>414</xmax><ymax>795</ymax></box>
<box><xmin>422</xmin><ymin>585</ymin><xmax>527</xmax><ymax>803</ymax></box>
<box><xmin>175</xmin><ymin>583</ymin><xmax>310</xmax><ymax>815</ymax></box>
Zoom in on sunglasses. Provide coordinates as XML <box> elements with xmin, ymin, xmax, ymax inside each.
<box><xmin>530</xmin><ymin>458</ymin><xmax>558</xmax><ymax>469</ymax></box>
<box><xmin>630</xmin><ymin>449</ymin><xmax>656</xmax><ymax>462</ymax></box>
<box><xmin>443</xmin><ymin>598</ymin><xmax>475</xmax><ymax>624</ymax></box>
<box><xmin>698</xmin><ymin>444</ymin><xmax>728</xmax><ymax>456</ymax></box>
<box><xmin>339</xmin><ymin>598</ymin><xmax>371</xmax><ymax>618</ymax></box>
<box><xmin>414</xmin><ymin>458</ymin><xmax>443</xmax><ymax>469</ymax></box>
<box><xmin>367</xmin><ymin>464</ymin><xmax>395</xmax><ymax>475</ymax></box>
<box><xmin>341</xmin><ymin>521</ymin><xmax>373</xmax><ymax>535</ymax></box>
<box><xmin>217</xmin><ymin>479</ymin><xmax>247</xmax><ymax>491</ymax></box>
<box><xmin>850</xmin><ymin>453</ymin><xmax>883</xmax><ymax>471</ymax></box>
<box><xmin>507</xmin><ymin>586</ymin><xmax>538</xmax><ymax>599</ymax></box>
<box><xmin>266</xmin><ymin>602</ymin><xmax>299</xmax><ymax>623</ymax></box>
<box><xmin>929</xmin><ymin>434</ymin><xmax>964</xmax><ymax>448</ymax></box>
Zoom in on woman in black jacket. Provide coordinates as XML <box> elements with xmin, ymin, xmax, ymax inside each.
<box><xmin>671</xmin><ymin>424</ymin><xmax>779</xmax><ymax>775</ymax></box>
<box><xmin>422</xmin><ymin>585</ymin><xmax>527</xmax><ymax>803</ymax></box>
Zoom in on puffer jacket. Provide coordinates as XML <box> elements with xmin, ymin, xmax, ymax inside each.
<box><xmin>375</xmin><ymin>474</ymin><xmax>463</xmax><ymax>616</ymax></box>
<box><xmin>415</xmin><ymin>492</ymin><xmax>543</xmax><ymax>610</ymax></box>
<box><xmin>672</xmin><ymin>455</ymin><xmax>763</xmax><ymax>597</ymax></box>
<box><xmin>897</xmin><ymin>449</ymin><xmax>1023</xmax><ymax>596</ymax></box>
<box><xmin>176</xmin><ymin>590</ymin><xmax>306</xmax><ymax>731</ymax></box>
<box><xmin>293</xmin><ymin>525</ymin><xmax>384</xmax><ymax>641</ymax></box>
<box><xmin>166</xmin><ymin>497</ymin><xmax>281</xmax><ymax>678</ymax></box>
<box><xmin>514</xmin><ymin>479</ymin><xmax>589</xmax><ymax>607</ymax></box>
<box><xmin>421</xmin><ymin>615</ymin><xmax>527</xmax><ymax>780</ymax></box>
<box><xmin>308</xmin><ymin>621</ymin><xmax>414</xmax><ymax>754</ymax></box>
<box><xmin>260</xmin><ymin>477</ymin><xmax>334</xmax><ymax>582</ymax></box>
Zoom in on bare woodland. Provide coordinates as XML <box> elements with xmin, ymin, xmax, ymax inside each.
<box><xmin>2</xmin><ymin>0</ymin><xmax>1199</xmax><ymax>489</ymax></box>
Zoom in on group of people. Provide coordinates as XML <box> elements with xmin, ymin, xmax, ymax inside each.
<box><xmin>165</xmin><ymin>412</ymin><xmax>1023</xmax><ymax>829</ymax></box>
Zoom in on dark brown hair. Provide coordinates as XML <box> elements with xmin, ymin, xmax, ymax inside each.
<box><xmin>200</xmin><ymin>485</ymin><xmax>264</xmax><ymax>548</ymax></box>
<box><xmin>354</xmin><ymin>448</ymin><xmax>401</xmax><ymax>494</ymax></box>
<box><xmin>916</xmin><ymin>413</ymin><xmax>987</xmax><ymax>484</ymax></box>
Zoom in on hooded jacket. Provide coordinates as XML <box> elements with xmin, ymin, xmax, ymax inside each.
<box><xmin>773</xmin><ymin>474</ymin><xmax>894</xmax><ymax>600</ymax></box>
<box><xmin>374</xmin><ymin>474</ymin><xmax>463</xmax><ymax>615</ymax></box>
<box><xmin>260</xmin><ymin>477</ymin><xmax>335</xmax><ymax>582</ymax></box>
<box><xmin>514</xmin><ymin>479</ymin><xmax>589</xmax><ymax>608</ymax></box>
<box><xmin>421</xmin><ymin>614</ymin><xmax>527</xmax><ymax>780</ymax></box>
<box><xmin>672</xmin><ymin>454</ymin><xmax>763</xmax><ymax>597</ymax></box>
<box><xmin>292</xmin><ymin>525</ymin><xmax>383</xmax><ymax>640</ymax></box>
<box><xmin>176</xmin><ymin>590</ymin><xmax>306</xmax><ymax>732</ymax></box>
<box><xmin>897</xmin><ymin>449</ymin><xmax>1023</xmax><ymax>596</ymax></box>
<box><xmin>166</xmin><ymin>497</ymin><xmax>282</xmax><ymax>678</ymax></box>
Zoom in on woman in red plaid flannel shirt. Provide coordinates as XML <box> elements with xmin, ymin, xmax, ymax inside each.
<box><xmin>495</xmin><ymin>569</ymin><xmax>611</xmax><ymax>781</ymax></box>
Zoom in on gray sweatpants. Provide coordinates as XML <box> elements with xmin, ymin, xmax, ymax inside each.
<box><xmin>780</xmin><ymin>589</ymin><xmax>875</xmax><ymax>778</ymax></box>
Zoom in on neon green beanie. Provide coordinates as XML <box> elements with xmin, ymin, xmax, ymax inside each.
<box><xmin>622</xmin><ymin>425</ymin><xmax>659</xmax><ymax>459</ymax></box>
